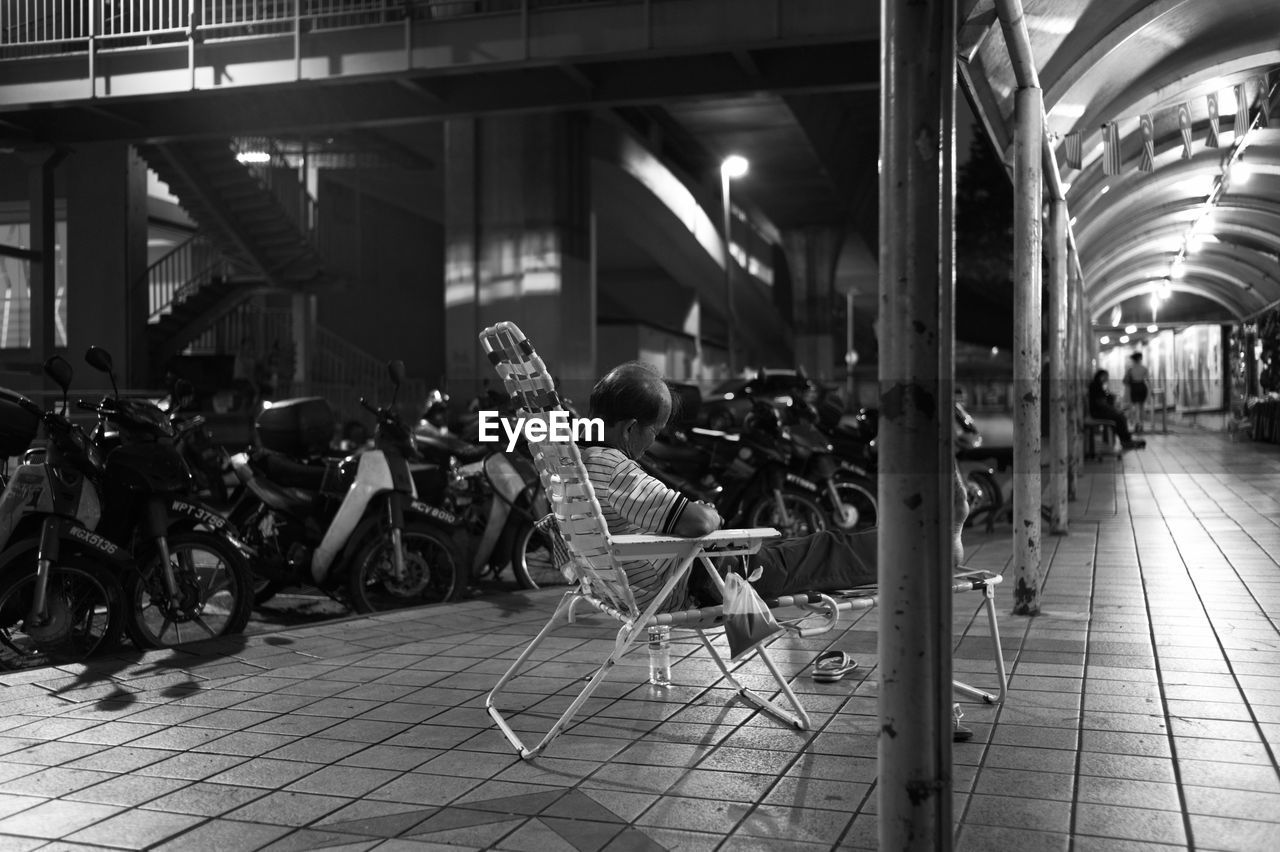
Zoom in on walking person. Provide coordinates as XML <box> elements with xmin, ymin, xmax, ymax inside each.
<box><xmin>1124</xmin><ymin>352</ymin><xmax>1150</xmax><ymax>434</ymax></box>
<box><xmin>1089</xmin><ymin>369</ymin><xmax>1145</xmax><ymax>451</ymax></box>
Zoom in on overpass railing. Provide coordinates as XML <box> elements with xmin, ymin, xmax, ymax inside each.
<box><xmin>0</xmin><ymin>1</ymin><xmax>623</xmax><ymax>58</ymax></box>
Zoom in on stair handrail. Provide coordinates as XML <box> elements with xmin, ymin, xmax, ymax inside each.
<box><xmin>230</xmin><ymin>136</ymin><xmax>320</xmax><ymax>246</ymax></box>
<box><xmin>145</xmin><ymin>232</ymin><xmax>237</xmax><ymax>323</ymax></box>
<box><xmin>312</xmin><ymin>326</ymin><xmax>429</xmax><ymax>422</ymax></box>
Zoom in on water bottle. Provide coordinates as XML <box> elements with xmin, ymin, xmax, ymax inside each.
<box><xmin>647</xmin><ymin>625</ymin><xmax>671</xmax><ymax>686</ymax></box>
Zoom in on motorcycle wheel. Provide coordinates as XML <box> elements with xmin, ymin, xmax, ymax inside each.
<box><xmin>745</xmin><ymin>490</ymin><xmax>828</xmax><ymax>538</ymax></box>
<box><xmin>0</xmin><ymin>560</ymin><xmax>123</xmax><ymax>670</ymax></box>
<box><xmin>125</xmin><ymin>531</ymin><xmax>254</xmax><ymax>649</ymax></box>
<box><xmin>345</xmin><ymin>521</ymin><xmax>465</xmax><ymax>613</ymax></box>
<box><xmin>964</xmin><ymin>469</ymin><xmax>1002</xmax><ymax>531</ymax></box>
<box><xmin>509</xmin><ymin>522</ymin><xmax>568</xmax><ymax>590</ymax></box>
<box><xmin>826</xmin><ymin>475</ymin><xmax>878</xmax><ymax>531</ymax></box>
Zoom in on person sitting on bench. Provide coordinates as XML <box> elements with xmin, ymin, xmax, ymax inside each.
<box><xmin>1089</xmin><ymin>369</ymin><xmax>1145</xmax><ymax>451</ymax></box>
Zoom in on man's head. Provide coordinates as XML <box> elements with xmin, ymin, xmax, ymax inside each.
<box><xmin>1131</xmin><ymin>352</ymin><xmax>1143</xmax><ymax>362</ymax></box>
<box><xmin>589</xmin><ymin>361</ymin><xmax>673</xmax><ymax>459</ymax></box>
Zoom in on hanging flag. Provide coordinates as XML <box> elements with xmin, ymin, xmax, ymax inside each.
<box><xmin>1101</xmin><ymin>121</ymin><xmax>1122</xmax><ymax>175</ymax></box>
<box><xmin>1206</xmin><ymin>92</ymin><xmax>1220</xmax><ymax>148</ymax></box>
<box><xmin>1235</xmin><ymin>82</ymin><xmax>1250</xmax><ymax>140</ymax></box>
<box><xmin>1138</xmin><ymin>114</ymin><xmax>1155</xmax><ymax>172</ymax></box>
<box><xmin>1177</xmin><ymin>102</ymin><xmax>1194</xmax><ymax>159</ymax></box>
<box><xmin>1258</xmin><ymin>75</ymin><xmax>1271</xmax><ymax>128</ymax></box>
<box><xmin>1064</xmin><ymin>131</ymin><xmax>1082</xmax><ymax>169</ymax></box>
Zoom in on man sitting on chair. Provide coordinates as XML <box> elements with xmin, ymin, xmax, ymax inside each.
<box><xmin>579</xmin><ymin>361</ymin><xmax>975</xmax><ymax>740</ymax></box>
<box><xmin>583</xmin><ymin>362</ymin><xmax>969</xmax><ymax>609</ymax></box>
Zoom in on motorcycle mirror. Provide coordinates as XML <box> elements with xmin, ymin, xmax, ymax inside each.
<box><xmin>43</xmin><ymin>356</ymin><xmax>73</xmax><ymax>413</ymax></box>
<box><xmin>174</xmin><ymin>379</ymin><xmax>196</xmax><ymax>410</ymax></box>
<box><xmin>84</xmin><ymin>346</ymin><xmax>120</xmax><ymax>397</ymax></box>
<box><xmin>387</xmin><ymin>360</ymin><xmax>405</xmax><ymax>405</ymax></box>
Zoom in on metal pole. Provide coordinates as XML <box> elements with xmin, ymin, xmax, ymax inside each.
<box><xmin>1067</xmin><ymin>249</ymin><xmax>1082</xmax><ymax>499</ymax></box>
<box><xmin>1048</xmin><ymin>200</ymin><xmax>1068</xmax><ymax>534</ymax></box>
<box><xmin>723</xmin><ymin>170</ymin><xmax>736</xmax><ymax>377</ymax></box>
<box><xmin>846</xmin><ymin>289</ymin><xmax>856</xmax><ymax>401</ymax></box>
<box><xmin>1012</xmin><ymin>85</ymin><xmax>1043</xmax><ymax>616</ymax></box>
<box><xmin>878</xmin><ymin>0</ymin><xmax>955</xmax><ymax>848</ymax></box>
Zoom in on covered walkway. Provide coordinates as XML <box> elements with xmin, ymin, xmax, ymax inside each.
<box><xmin>0</xmin><ymin>428</ymin><xmax>1276</xmax><ymax>851</ymax></box>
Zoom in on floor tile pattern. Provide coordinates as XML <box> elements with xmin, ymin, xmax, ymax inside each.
<box><xmin>0</xmin><ymin>426</ymin><xmax>1278</xmax><ymax>849</ymax></box>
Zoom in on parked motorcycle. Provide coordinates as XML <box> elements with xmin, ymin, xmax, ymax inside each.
<box><xmin>80</xmin><ymin>346</ymin><xmax>254</xmax><ymax>649</ymax></box>
<box><xmin>0</xmin><ymin>351</ymin><xmax>254</xmax><ymax>668</ymax></box>
<box><xmin>413</xmin><ymin>428</ymin><xmax>559</xmax><ymax>590</ymax></box>
<box><xmin>0</xmin><ymin>363</ymin><xmax>121</xmax><ymax>669</ymax></box>
<box><xmin>642</xmin><ymin>400</ymin><xmax>827</xmax><ymax>538</ymax></box>
<box><xmin>774</xmin><ymin>399</ymin><xmax>878</xmax><ymax>532</ymax></box>
<box><xmin>227</xmin><ymin>361</ymin><xmax>467</xmax><ymax>612</ymax></box>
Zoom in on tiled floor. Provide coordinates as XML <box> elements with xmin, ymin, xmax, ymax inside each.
<box><xmin>1</xmin><ymin>426</ymin><xmax>1279</xmax><ymax>850</ymax></box>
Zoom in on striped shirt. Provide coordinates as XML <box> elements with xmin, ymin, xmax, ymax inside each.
<box><xmin>581</xmin><ymin>446</ymin><xmax>691</xmax><ymax>613</ymax></box>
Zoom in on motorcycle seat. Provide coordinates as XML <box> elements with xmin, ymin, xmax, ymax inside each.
<box><xmin>415</xmin><ymin>432</ymin><xmax>488</xmax><ymax>463</ymax></box>
<box><xmin>251</xmin><ymin>476</ymin><xmax>323</xmax><ymax>516</ymax></box>
<box><xmin>255</xmin><ymin>450</ymin><xmax>336</xmax><ymax>491</ymax></box>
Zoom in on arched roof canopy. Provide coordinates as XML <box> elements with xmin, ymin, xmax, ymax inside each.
<box><xmin>960</xmin><ymin>0</ymin><xmax>1280</xmax><ymax>325</ymax></box>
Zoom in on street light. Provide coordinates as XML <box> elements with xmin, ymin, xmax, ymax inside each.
<box><xmin>721</xmin><ymin>154</ymin><xmax>749</xmax><ymax>376</ymax></box>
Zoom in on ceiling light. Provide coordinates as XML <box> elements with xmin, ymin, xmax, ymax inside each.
<box><xmin>1125</xmin><ymin>325</ymin><xmax>1137</xmax><ymax>334</ymax></box>
<box><xmin>1100</xmin><ymin>336</ymin><xmax>1110</xmax><ymax>345</ymax></box>
<box><xmin>236</xmin><ymin>151</ymin><xmax>270</xmax><ymax>164</ymax></box>
<box><xmin>1099</xmin><ymin>184</ymin><xmax>1111</xmax><ymax>195</ymax></box>
<box><xmin>1171</xmin><ymin>258</ymin><xmax>1186</xmax><ymax>279</ymax></box>
<box><xmin>1187</xmin><ymin>233</ymin><xmax>1206</xmax><ymax>252</ymax></box>
<box><xmin>1148</xmin><ymin>324</ymin><xmax>1159</xmax><ymax>333</ymax></box>
<box><xmin>1119</xmin><ymin>335</ymin><xmax>1130</xmax><ymax>344</ymax></box>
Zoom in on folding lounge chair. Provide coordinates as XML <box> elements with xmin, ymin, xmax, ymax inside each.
<box><xmin>479</xmin><ymin>321</ymin><xmax>1007</xmax><ymax>760</ymax></box>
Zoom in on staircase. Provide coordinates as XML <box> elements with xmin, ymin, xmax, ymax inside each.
<box><xmin>137</xmin><ymin>138</ymin><xmax>336</xmax><ymax>368</ymax></box>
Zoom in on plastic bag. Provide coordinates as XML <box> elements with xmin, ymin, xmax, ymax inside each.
<box><xmin>535</xmin><ymin>513</ymin><xmax>578</xmax><ymax>584</ymax></box>
<box><xmin>722</xmin><ymin>565</ymin><xmax>783</xmax><ymax>661</ymax></box>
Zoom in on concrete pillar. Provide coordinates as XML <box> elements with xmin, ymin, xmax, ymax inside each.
<box><xmin>783</xmin><ymin>226</ymin><xmax>842</xmax><ymax>382</ymax></box>
<box><xmin>64</xmin><ymin>143</ymin><xmax>148</xmax><ymax>385</ymax></box>
<box><xmin>444</xmin><ymin>113</ymin><xmax>594</xmax><ymax>404</ymax></box>
<box><xmin>878</xmin><ymin>0</ymin><xmax>957</xmax><ymax>847</ymax></box>
<box><xmin>1012</xmin><ymin>86</ymin><xmax>1043</xmax><ymax>617</ymax></box>
<box><xmin>1048</xmin><ymin>201</ymin><xmax>1068</xmax><ymax>534</ymax></box>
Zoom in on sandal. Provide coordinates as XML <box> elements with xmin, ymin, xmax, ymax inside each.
<box><xmin>811</xmin><ymin>651</ymin><xmax>859</xmax><ymax>682</ymax></box>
